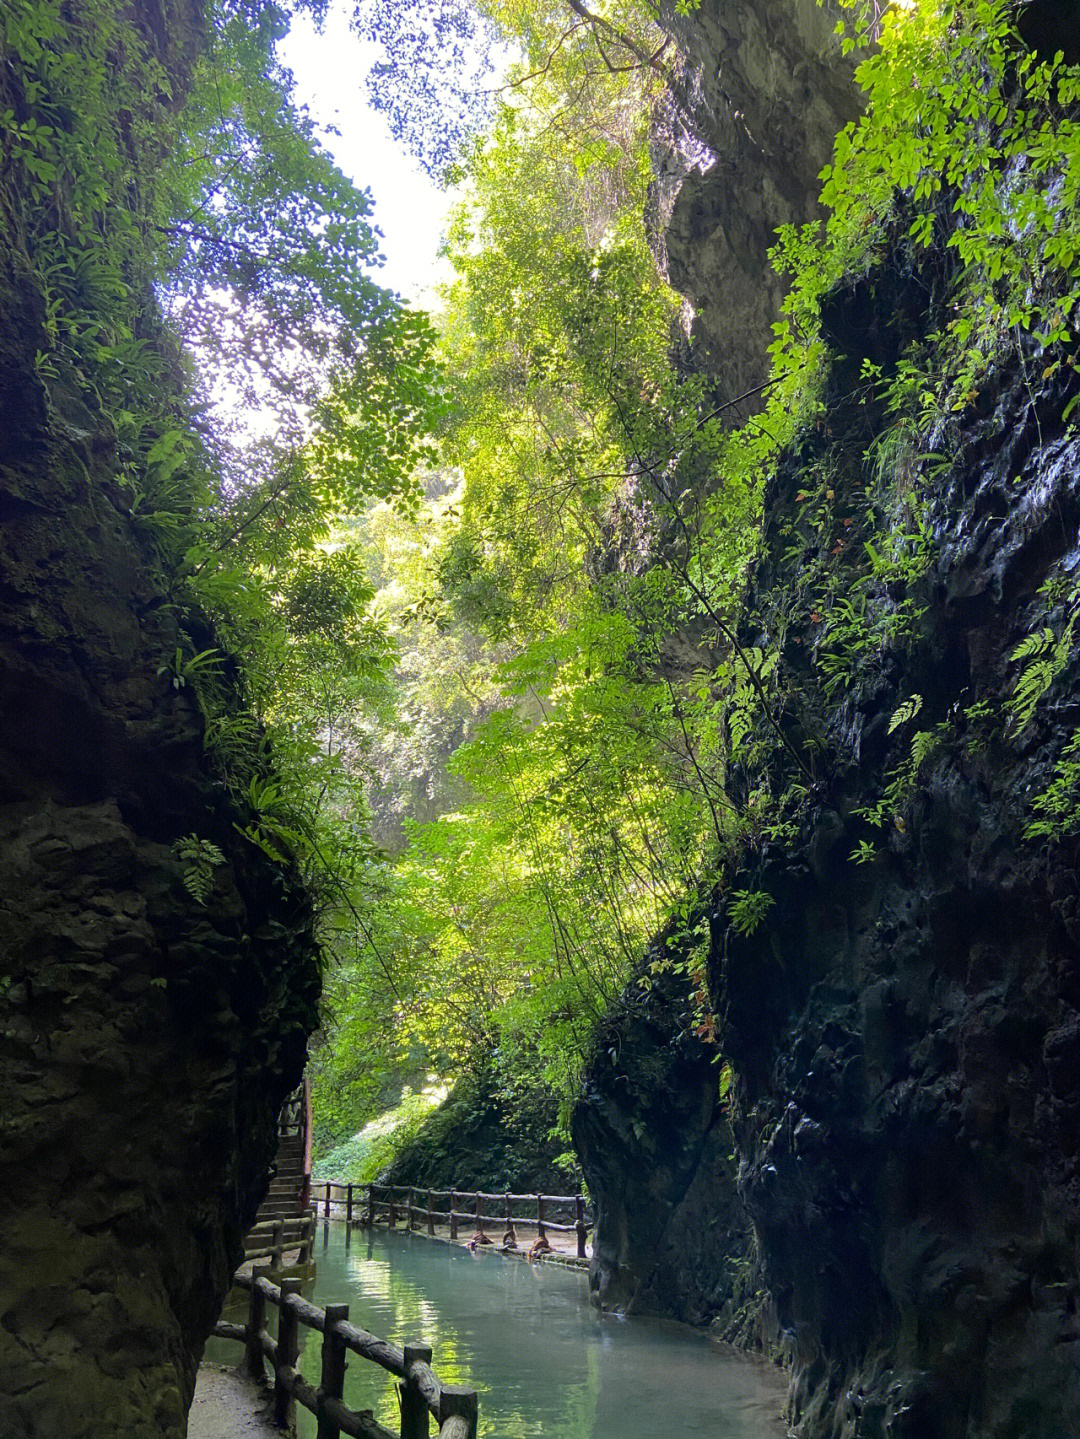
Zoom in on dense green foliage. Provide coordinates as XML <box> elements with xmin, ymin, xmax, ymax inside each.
<box><xmin>313</xmin><ymin>1082</ymin><xmax>448</xmax><ymax>1183</ymax></box>
<box><xmin>308</xmin><ymin>0</ymin><xmax>740</xmax><ymax>1152</ymax></box>
<box><xmin>2</xmin><ymin>0</ymin><xmax>442</xmax><ymax>995</ymax></box>
<box><xmin>314</xmin><ymin>1065</ymin><xmax>568</xmax><ymax>1191</ymax></box>
<box><xmin>310</xmin><ymin>0</ymin><xmax>1080</xmax><ymax>1164</ymax></box>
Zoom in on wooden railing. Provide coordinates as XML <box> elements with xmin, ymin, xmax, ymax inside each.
<box><xmin>315</xmin><ymin>1182</ymin><xmax>594</xmax><ymax>1260</ymax></box>
<box><xmin>213</xmin><ymin>1265</ymin><xmax>478</xmax><ymax>1439</ymax></box>
<box><xmin>243</xmin><ymin>1209</ymin><xmax>317</xmax><ymax>1268</ymax></box>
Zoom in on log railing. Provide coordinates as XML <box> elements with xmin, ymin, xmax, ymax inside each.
<box><xmin>314</xmin><ymin>1182</ymin><xmax>593</xmax><ymax>1260</ymax></box>
<box><xmin>213</xmin><ymin>1265</ymin><xmax>478</xmax><ymax>1439</ymax></box>
<box><xmin>243</xmin><ymin>1209</ymin><xmax>317</xmax><ymax>1268</ymax></box>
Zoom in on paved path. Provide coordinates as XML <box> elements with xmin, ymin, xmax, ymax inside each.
<box><xmin>188</xmin><ymin>1365</ymin><xmax>279</xmax><ymax>1439</ymax></box>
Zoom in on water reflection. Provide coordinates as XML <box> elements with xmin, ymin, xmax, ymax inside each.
<box><xmin>206</xmin><ymin>1225</ymin><xmax>788</xmax><ymax>1438</ymax></box>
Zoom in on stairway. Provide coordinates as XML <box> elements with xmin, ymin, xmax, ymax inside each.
<box><xmin>259</xmin><ymin>1124</ymin><xmax>306</xmax><ymax>1218</ymax></box>
<box><xmin>241</xmin><ymin>1082</ymin><xmax>314</xmax><ymax>1271</ymax></box>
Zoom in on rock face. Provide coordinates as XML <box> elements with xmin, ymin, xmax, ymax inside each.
<box><xmin>717</xmin><ymin>323</ymin><xmax>1080</xmax><ymax>1439</ymax></box>
<box><xmin>571</xmin><ymin>965</ymin><xmax>769</xmax><ymax>1340</ymax></box>
<box><xmin>0</xmin><ymin>4</ymin><xmax>322</xmax><ymax>1435</ymax></box>
<box><xmin>575</xmin><ymin>247</ymin><xmax>1080</xmax><ymax>1435</ymax></box>
<box><xmin>576</xmin><ymin>8</ymin><xmax>1080</xmax><ymax>1435</ymax></box>
<box><xmin>650</xmin><ymin>0</ymin><xmax>860</xmax><ymax>402</ymax></box>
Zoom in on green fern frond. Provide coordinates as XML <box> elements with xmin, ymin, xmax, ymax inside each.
<box><xmin>172</xmin><ymin>834</ymin><xmax>226</xmax><ymax>905</ymax></box>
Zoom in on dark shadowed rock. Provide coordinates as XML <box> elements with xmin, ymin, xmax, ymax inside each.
<box><xmin>575</xmin><ymin>245</ymin><xmax>1080</xmax><ymax>1434</ymax></box>
<box><xmin>0</xmin><ymin>3</ymin><xmax>321</xmax><ymax>1434</ymax></box>
<box><xmin>572</xmin><ymin>960</ymin><xmax>773</xmax><ymax>1344</ymax></box>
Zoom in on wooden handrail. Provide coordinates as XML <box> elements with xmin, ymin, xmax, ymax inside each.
<box><xmin>323</xmin><ymin>1182</ymin><xmax>589</xmax><ymax>1206</ymax></box>
<box><xmin>243</xmin><ymin>1208</ymin><xmax>317</xmax><ymax>1269</ymax></box>
<box><xmin>214</xmin><ymin>1267</ymin><xmax>477</xmax><ymax>1439</ymax></box>
<box><xmin>314</xmin><ymin>1181</ymin><xmax>594</xmax><ymax>1259</ymax></box>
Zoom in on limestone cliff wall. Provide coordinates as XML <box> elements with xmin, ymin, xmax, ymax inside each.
<box><xmin>0</xmin><ymin>412</ymin><xmax>320</xmax><ymax>1435</ymax></box>
<box><xmin>650</xmin><ymin>0</ymin><xmax>860</xmax><ymax>402</ymax></box>
<box><xmin>576</xmin><ymin>6</ymin><xmax>1080</xmax><ymax>1433</ymax></box>
<box><xmin>571</xmin><ymin>963</ymin><xmax>770</xmax><ymax>1340</ymax></box>
<box><xmin>0</xmin><ymin>4</ymin><xmax>322</xmax><ymax>1434</ymax></box>
<box><xmin>575</xmin><ymin>257</ymin><xmax>1080</xmax><ymax>1436</ymax></box>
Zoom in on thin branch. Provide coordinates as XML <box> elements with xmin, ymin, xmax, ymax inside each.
<box><xmin>604</xmin><ymin>384</ymin><xmax>814</xmax><ymax>782</ymax></box>
<box><xmin>179</xmin><ymin>463</ymin><xmax>296</xmax><ymax>588</ymax></box>
<box><xmin>307</xmin><ymin>834</ymin><xmax>404</xmax><ymax>1004</ymax></box>
<box><xmin>490</xmin><ymin>21</ymin><xmax>586</xmax><ymax>93</ymax></box>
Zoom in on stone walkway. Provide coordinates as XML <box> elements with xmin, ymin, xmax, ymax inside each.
<box><xmin>188</xmin><ymin>1364</ymin><xmax>280</xmax><ymax>1439</ymax></box>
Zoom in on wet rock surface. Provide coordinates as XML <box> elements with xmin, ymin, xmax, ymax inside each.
<box><xmin>575</xmin><ymin>273</ymin><xmax>1080</xmax><ymax>1435</ymax></box>
<box><xmin>572</xmin><ymin>966</ymin><xmax>771</xmax><ymax>1342</ymax></box>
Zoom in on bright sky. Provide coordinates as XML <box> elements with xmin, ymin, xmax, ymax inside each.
<box><xmin>279</xmin><ymin>1</ymin><xmax>455</xmax><ymax>306</ymax></box>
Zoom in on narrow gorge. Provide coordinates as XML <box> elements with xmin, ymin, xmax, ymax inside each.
<box><xmin>3</xmin><ymin>2</ymin><xmax>1079</xmax><ymax>1438</ymax></box>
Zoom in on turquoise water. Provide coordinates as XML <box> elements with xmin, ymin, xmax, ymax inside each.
<box><xmin>205</xmin><ymin>1224</ymin><xmax>788</xmax><ymax>1438</ymax></box>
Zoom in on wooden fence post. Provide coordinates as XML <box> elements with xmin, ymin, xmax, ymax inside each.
<box><xmin>325</xmin><ymin>1181</ymin><xmax>331</xmax><ymax>1220</ymax></box>
<box><xmin>346</xmin><ymin>1183</ymin><xmax>354</xmax><ymax>1226</ymax></box>
<box><xmin>536</xmin><ymin>1195</ymin><xmax>546</xmax><ymax>1244</ymax></box>
<box><xmin>449</xmin><ymin>1190</ymin><xmax>458</xmax><ymax>1241</ymax></box>
<box><xmin>367</xmin><ymin>1184</ymin><xmax>376</xmax><ymax>1229</ymax></box>
<box><xmin>400</xmin><ymin>1342</ymin><xmax>432</xmax><ymax>1439</ymax></box>
<box><xmin>275</xmin><ymin>1278</ymin><xmax>302</xmax><ymax>1428</ymax></box>
<box><xmin>575</xmin><ymin>1195</ymin><xmax>588</xmax><ymax>1259</ymax></box>
<box><xmin>245</xmin><ymin>1266</ymin><xmax>270</xmax><ymax>1381</ymax></box>
<box><xmin>316</xmin><ymin>1303</ymin><xmax>349</xmax><ymax>1439</ymax></box>
<box><xmin>427</xmin><ymin>1190</ymin><xmax>435</xmax><ymax>1237</ymax></box>
<box><xmin>272</xmin><ymin>1220</ymin><xmax>284</xmax><ymax>1270</ymax></box>
<box><xmin>408</xmin><ymin>1186</ymin><xmax>416</xmax><ymax>1230</ymax></box>
<box><xmin>438</xmin><ymin>1386</ymin><xmax>478</xmax><ymax>1439</ymax></box>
